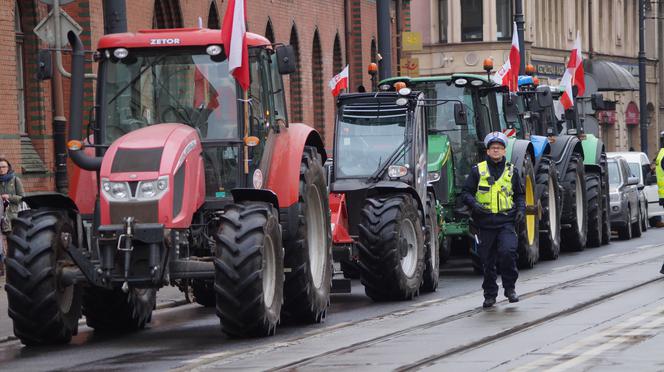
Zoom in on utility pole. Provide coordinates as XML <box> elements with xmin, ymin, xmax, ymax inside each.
<box><xmin>638</xmin><ymin>0</ymin><xmax>648</xmax><ymax>155</ymax></box>
<box><xmin>376</xmin><ymin>0</ymin><xmax>392</xmax><ymax>81</ymax></box>
<box><xmin>514</xmin><ymin>0</ymin><xmax>526</xmax><ymax>74</ymax></box>
<box><xmin>103</xmin><ymin>0</ymin><xmax>127</xmax><ymax>34</ymax></box>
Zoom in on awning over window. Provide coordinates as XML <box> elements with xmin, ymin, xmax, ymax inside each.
<box><xmin>583</xmin><ymin>59</ymin><xmax>639</xmax><ymax>92</ymax></box>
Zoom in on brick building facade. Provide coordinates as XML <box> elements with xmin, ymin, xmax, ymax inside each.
<box><xmin>1</xmin><ymin>0</ymin><xmax>410</xmax><ymax>193</ymax></box>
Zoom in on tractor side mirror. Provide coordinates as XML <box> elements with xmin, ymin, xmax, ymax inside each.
<box><xmin>36</xmin><ymin>49</ymin><xmax>52</xmax><ymax>81</ymax></box>
<box><xmin>276</xmin><ymin>45</ymin><xmax>297</xmax><ymax>75</ymax></box>
<box><xmin>502</xmin><ymin>94</ymin><xmax>519</xmax><ymax>124</ymax></box>
<box><xmin>454</xmin><ymin>103</ymin><xmax>468</xmax><ymax>126</ymax></box>
<box><xmin>535</xmin><ymin>87</ymin><xmax>553</xmax><ymax>108</ymax></box>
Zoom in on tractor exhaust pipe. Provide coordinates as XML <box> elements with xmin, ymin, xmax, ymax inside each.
<box><xmin>67</xmin><ymin>31</ymin><xmax>102</xmax><ymax>171</ymax></box>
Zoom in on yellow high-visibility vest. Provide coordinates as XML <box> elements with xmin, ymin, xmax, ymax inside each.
<box><xmin>656</xmin><ymin>148</ymin><xmax>664</xmax><ymax>199</ymax></box>
<box><xmin>475</xmin><ymin>161</ymin><xmax>514</xmax><ymax>213</ymax></box>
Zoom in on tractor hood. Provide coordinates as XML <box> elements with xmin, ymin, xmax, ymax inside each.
<box><xmin>99</xmin><ymin>123</ymin><xmax>205</xmax><ymax>227</ymax></box>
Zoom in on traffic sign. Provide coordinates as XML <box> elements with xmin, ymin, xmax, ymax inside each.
<box><xmin>33</xmin><ymin>8</ymin><xmax>83</xmax><ymax>47</ymax></box>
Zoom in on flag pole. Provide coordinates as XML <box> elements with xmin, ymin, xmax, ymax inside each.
<box><xmin>243</xmin><ymin>89</ymin><xmax>249</xmax><ymax>174</ymax></box>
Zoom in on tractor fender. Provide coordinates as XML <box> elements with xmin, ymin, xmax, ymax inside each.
<box><xmin>581</xmin><ymin>134</ymin><xmax>605</xmax><ymax>176</ymax></box>
<box><xmin>507</xmin><ymin>139</ymin><xmax>535</xmax><ymax>175</ymax></box>
<box><xmin>265</xmin><ymin>123</ymin><xmax>327</xmax><ymax>209</ymax></box>
<box><xmin>547</xmin><ymin>135</ymin><xmax>584</xmax><ymax>176</ymax></box>
<box><xmin>530</xmin><ymin>135</ymin><xmax>551</xmax><ymax>166</ymax></box>
<box><xmin>22</xmin><ymin>192</ymin><xmax>79</xmax><ymax>212</ymax></box>
<box><xmin>231</xmin><ymin>188</ymin><xmax>279</xmax><ymax>211</ymax></box>
<box><xmin>366</xmin><ymin>181</ymin><xmax>426</xmax><ymax>223</ymax></box>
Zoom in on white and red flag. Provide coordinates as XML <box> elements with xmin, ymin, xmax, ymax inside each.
<box><xmin>560</xmin><ymin>31</ymin><xmax>585</xmax><ymax>110</ymax></box>
<box><xmin>329</xmin><ymin>65</ymin><xmax>349</xmax><ymax>96</ymax></box>
<box><xmin>492</xmin><ymin>22</ymin><xmax>520</xmax><ymax>92</ymax></box>
<box><xmin>221</xmin><ymin>0</ymin><xmax>249</xmax><ymax>91</ymax></box>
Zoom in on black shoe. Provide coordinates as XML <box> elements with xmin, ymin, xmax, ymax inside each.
<box><xmin>505</xmin><ymin>290</ymin><xmax>519</xmax><ymax>303</ymax></box>
<box><xmin>483</xmin><ymin>297</ymin><xmax>496</xmax><ymax>308</ymax></box>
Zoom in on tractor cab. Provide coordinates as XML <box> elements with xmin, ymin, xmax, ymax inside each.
<box><xmin>330</xmin><ymin>90</ymin><xmax>439</xmax><ymax>298</ymax></box>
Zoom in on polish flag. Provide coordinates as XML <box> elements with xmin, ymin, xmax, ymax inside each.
<box><xmin>329</xmin><ymin>65</ymin><xmax>349</xmax><ymax>96</ymax></box>
<box><xmin>221</xmin><ymin>0</ymin><xmax>249</xmax><ymax>91</ymax></box>
<box><xmin>560</xmin><ymin>31</ymin><xmax>585</xmax><ymax>110</ymax></box>
<box><xmin>492</xmin><ymin>22</ymin><xmax>520</xmax><ymax>92</ymax></box>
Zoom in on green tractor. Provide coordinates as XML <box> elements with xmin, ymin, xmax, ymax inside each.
<box><xmin>381</xmin><ymin>75</ymin><xmax>541</xmax><ymax>270</ymax></box>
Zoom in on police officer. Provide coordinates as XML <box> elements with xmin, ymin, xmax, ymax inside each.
<box><xmin>656</xmin><ymin>132</ymin><xmax>664</xmax><ymax>209</ymax></box>
<box><xmin>461</xmin><ymin>132</ymin><xmax>525</xmax><ymax>308</ymax></box>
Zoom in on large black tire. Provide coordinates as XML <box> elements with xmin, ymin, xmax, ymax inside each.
<box><xmin>517</xmin><ymin>153</ymin><xmax>540</xmax><ymax>269</ymax></box>
<box><xmin>617</xmin><ymin>207</ymin><xmax>632</xmax><ymax>240</ymax></box>
<box><xmin>83</xmin><ymin>287</ymin><xmax>156</xmax><ymax>331</ymax></box>
<box><xmin>599</xmin><ymin>153</ymin><xmax>611</xmax><ymax>245</ymax></box>
<box><xmin>357</xmin><ymin>194</ymin><xmax>425</xmax><ymax>301</ymax></box>
<box><xmin>632</xmin><ymin>206</ymin><xmax>643</xmax><ymax>238</ymax></box>
<box><xmin>5</xmin><ymin>209</ymin><xmax>82</xmax><ymax>346</ymax></box>
<box><xmin>439</xmin><ymin>235</ymin><xmax>452</xmax><ymax>265</ymax></box>
<box><xmin>585</xmin><ymin>172</ymin><xmax>602</xmax><ymax>247</ymax></box>
<box><xmin>560</xmin><ymin>153</ymin><xmax>588</xmax><ymax>251</ymax></box>
<box><xmin>192</xmin><ymin>280</ymin><xmax>215</xmax><ymax>307</ymax></box>
<box><xmin>281</xmin><ymin>146</ymin><xmax>333</xmax><ymax>323</ymax></box>
<box><xmin>537</xmin><ymin>156</ymin><xmax>562</xmax><ymax>260</ymax></box>
<box><xmin>215</xmin><ymin>202</ymin><xmax>284</xmax><ymax>337</ymax></box>
<box><xmin>421</xmin><ymin>193</ymin><xmax>440</xmax><ymax>293</ymax></box>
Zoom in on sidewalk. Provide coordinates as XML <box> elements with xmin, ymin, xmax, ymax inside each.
<box><xmin>0</xmin><ymin>275</ymin><xmax>188</xmax><ymax>343</ymax></box>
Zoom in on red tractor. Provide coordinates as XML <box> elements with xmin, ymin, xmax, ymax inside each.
<box><xmin>5</xmin><ymin>28</ymin><xmax>332</xmax><ymax>345</ymax></box>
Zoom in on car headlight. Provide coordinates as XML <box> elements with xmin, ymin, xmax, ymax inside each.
<box><xmin>102</xmin><ymin>179</ymin><xmax>130</xmax><ymax>201</ymax></box>
<box><xmin>136</xmin><ymin>176</ymin><xmax>169</xmax><ymax>201</ymax></box>
<box><xmin>428</xmin><ymin>171</ymin><xmax>441</xmax><ymax>183</ymax></box>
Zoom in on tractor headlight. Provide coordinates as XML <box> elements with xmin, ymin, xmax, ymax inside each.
<box><xmin>136</xmin><ymin>176</ymin><xmax>169</xmax><ymax>201</ymax></box>
<box><xmin>101</xmin><ymin>179</ymin><xmax>130</xmax><ymax>201</ymax></box>
<box><xmin>388</xmin><ymin>165</ymin><xmax>408</xmax><ymax>178</ymax></box>
<box><xmin>427</xmin><ymin>171</ymin><xmax>441</xmax><ymax>183</ymax></box>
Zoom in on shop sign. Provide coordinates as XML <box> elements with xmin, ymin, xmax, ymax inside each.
<box><xmin>597</xmin><ymin>110</ymin><xmax>616</xmax><ymax>125</ymax></box>
<box><xmin>531</xmin><ymin>60</ymin><xmax>566</xmax><ymax>77</ymax></box>
<box><xmin>625</xmin><ymin>102</ymin><xmax>639</xmax><ymax>125</ymax></box>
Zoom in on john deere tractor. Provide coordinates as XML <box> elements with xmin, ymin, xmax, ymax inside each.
<box><xmin>329</xmin><ymin>89</ymin><xmax>438</xmax><ymax>299</ymax></box>
<box><xmin>5</xmin><ymin>28</ymin><xmax>333</xmax><ymax>345</ymax></box>
<box><xmin>380</xmin><ymin>75</ymin><xmax>541</xmax><ymax>270</ymax></box>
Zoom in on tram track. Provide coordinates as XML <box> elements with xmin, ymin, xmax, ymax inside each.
<box><xmin>178</xmin><ymin>248</ymin><xmax>664</xmax><ymax>371</ymax></box>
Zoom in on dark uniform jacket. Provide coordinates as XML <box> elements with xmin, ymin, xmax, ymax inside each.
<box><xmin>461</xmin><ymin>156</ymin><xmax>526</xmax><ymax>228</ymax></box>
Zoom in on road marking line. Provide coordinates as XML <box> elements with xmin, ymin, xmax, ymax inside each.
<box><xmin>511</xmin><ymin>304</ymin><xmax>664</xmax><ymax>372</ymax></box>
<box><xmin>543</xmin><ymin>315</ymin><xmax>664</xmax><ymax>372</ymax></box>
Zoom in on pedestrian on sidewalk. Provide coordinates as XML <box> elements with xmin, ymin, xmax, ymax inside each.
<box><xmin>461</xmin><ymin>132</ymin><xmax>525</xmax><ymax>308</ymax></box>
<box><xmin>0</xmin><ymin>157</ymin><xmax>25</xmax><ymax>276</ymax></box>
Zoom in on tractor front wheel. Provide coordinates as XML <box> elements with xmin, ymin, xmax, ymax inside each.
<box><xmin>5</xmin><ymin>209</ymin><xmax>82</xmax><ymax>346</ymax></box>
<box><xmin>282</xmin><ymin>146</ymin><xmax>333</xmax><ymax>323</ymax></box>
<box><xmin>83</xmin><ymin>287</ymin><xmax>156</xmax><ymax>331</ymax></box>
<box><xmin>585</xmin><ymin>172</ymin><xmax>602</xmax><ymax>247</ymax></box>
<box><xmin>358</xmin><ymin>194</ymin><xmax>424</xmax><ymax>301</ymax></box>
<box><xmin>536</xmin><ymin>156</ymin><xmax>562</xmax><ymax>260</ymax></box>
<box><xmin>517</xmin><ymin>153</ymin><xmax>540</xmax><ymax>269</ymax></box>
<box><xmin>561</xmin><ymin>153</ymin><xmax>588</xmax><ymax>251</ymax></box>
<box><xmin>215</xmin><ymin>202</ymin><xmax>284</xmax><ymax>337</ymax></box>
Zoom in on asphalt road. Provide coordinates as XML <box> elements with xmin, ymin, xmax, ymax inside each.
<box><xmin>2</xmin><ymin>227</ymin><xmax>664</xmax><ymax>371</ymax></box>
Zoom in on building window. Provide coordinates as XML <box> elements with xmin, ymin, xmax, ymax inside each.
<box><xmin>438</xmin><ymin>0</ymin><xmax>448</xmax><ymax>43</ymax></box>
<box><xmin>496</xmin><ymin>0</ymin><xmax>512</xmax><ymax>40</ymax></box>
<box><xmin>461</xmin><ymin>0</ymin><xmax>483</xmax><ymax>41</ymax></box>
<box><xmin>15</xmin><ymin>1</ymin><xmax>26</xmax><ymax>134</ymax></box>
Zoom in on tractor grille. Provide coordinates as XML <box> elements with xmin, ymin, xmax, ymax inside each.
<box><xmin>342</xmin><ymin>103</ymin><xmax>407</xmax><ymax>120</ymax></box>
<box><xmin>110</xmin><ymin>201</ymin><xmax>159</xmax><ymax>224</ymax></box>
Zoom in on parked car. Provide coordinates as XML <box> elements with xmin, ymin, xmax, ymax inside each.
<box><xmin>607</xmin><ymin>156</ymin><xmax>641</xmax><ymax>240</ymax></box>
<box><xmin>607</xmin><ymin>152</ymin><xmax>651</xmax><ymax>230</ymax></box>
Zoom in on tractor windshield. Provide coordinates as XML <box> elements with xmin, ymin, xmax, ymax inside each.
<box><xmin>412</xmin><ymin>81</ymin><xmax>484</xmax><ymax>187</ymax></box>
<box><xmin>103</xmin><ymin>49</ymin><xmax>239</xmax><ymax>144</ymax></box>
<box><xmin>335</xmin><ymin>102</ymin><xmax>409</xmax><ymax>178</ymax></box>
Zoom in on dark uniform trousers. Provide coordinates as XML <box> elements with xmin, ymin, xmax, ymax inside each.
<box><xmin>478</xmin><ymin>224</ymin><xmax>519</xmax><ymax>298</ymax></box>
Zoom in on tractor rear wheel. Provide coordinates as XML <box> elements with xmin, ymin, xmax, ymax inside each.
<box><xmin>585</xmin><ymin>172</ymin><xmax>602</xmax><ymax>247</ymax></box>
<box><xmin>421</xmin><ymin>193</ymin><xmax>440</xmax><ymax>292</ymax></box>
<box><xmin>517</xmin><ymin>153</ymin><xmax>540</xmax><ymax>269</ymax></box>
<box><xmin>282</xmin><ymin>146</ymin><xmax>333</xmax><ymax>323</ymax></box>
<box><xmin>560</xmin><ymin>153</ymin><xmax>588</xmax><ymax>251</ymax></box>
<box><xmin>358</xmin><ymin>193</ymin><xmax>424</xmax><ymax>301</ymax></box>
<box><xmin>5</xmin><ymin>209</ymin><xmax>82</xmax><ymax>346</ymax></box>
<box><xmin>83</xmin><ymin>287</ymin><xmax>156</xmax><ymax>331</ymax></box>
<box><xmin>537</xmin><ymin>156</ymin><xmax>561</xmax><ymax>260</ymax></box>
<box><xmin>215</xmin><ymin>202</ymin><xmax>284</xmax><ymax>337</ymax></box>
